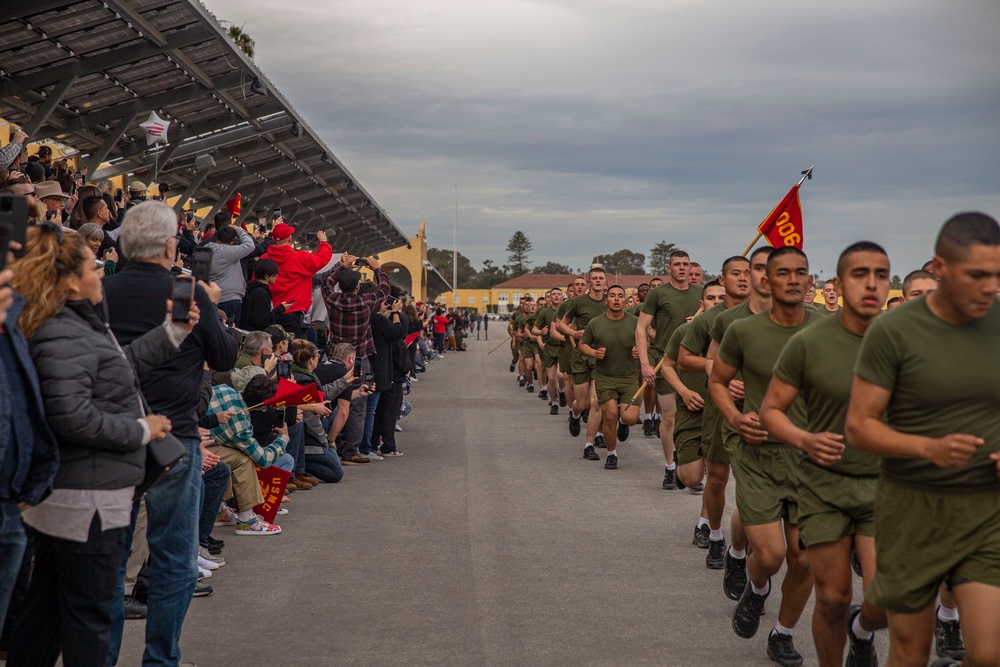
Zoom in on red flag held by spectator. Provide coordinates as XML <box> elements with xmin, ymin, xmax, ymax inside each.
<box><xmin>404</xmin><ymin>331</ymin><xmax>421</xmax><ymax>347</ymax></box>
<box><xmin>264</xmin><ymin>378</ymin><xmax>324</xmax><ymax>408</ymax></box>
<box><xmin>226</xmin><ymin>192</ymin><xmax>241</xmax><ymax>218</ymax></box>
<box><xmin>757</xmin><ymin>184</ymin><xmax>804</xmax><ymax>250</ymax></box>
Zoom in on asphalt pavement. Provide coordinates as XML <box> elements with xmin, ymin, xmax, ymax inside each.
<box><xmin>120</xmin><ymin>332</ymin><xmax>887</xmax><ymax>666</ymax></box>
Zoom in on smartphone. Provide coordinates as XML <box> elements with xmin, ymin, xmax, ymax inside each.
<box><xmin>45</xmin><ymin>210</ymin><xmax>58</xmax><ymax>221</ymax></box>
<box><xmin>272</xmin><ymin>408</ymin><xmax>286</xmax><ymax>428</ymax></box>
<box><xmin>306</xmin><ymin>232</ymin><xmax>318</xmax><ymax>242</ymax></box>
<box><xmin>191</xmin><ymin>246</ymin><xmax>213</xmax><ymax>283</ymax></box>
<box><xmin>185</xmin><ymin>211</ymin><xmax>195</xmax><ymax>222</ymax></box>
<box><xmin>363</xmin><ymin>372</ymin><xmax>374</xmax><ymax>387</ymax></box>
<box><xmin>272</xmin><ymin>208</ymin><xmax>282</xmax><ymax>220</ymax></box>
<box><xmin>276</xmin><ymin>360</ymin><xmax>291</xmax><ymax>379</ymax></box>
<box><xmin>352</xmin><ymin>358</ymin><xmax>363</xmax><ymax>387</ymax></box>
<box><xmin>171</xmin><ymin>275</ymin><xmax>195</xmax><ymax>323</ymax></box>
<box><xmin>115</xmin><ymin>189</ymin><xmax>123</xmax><ymax>203</ymax></box>
<box><xmin>0</xmin><ymin>193</ymin><xmax>29</xmax><ymax>259</ymax></box>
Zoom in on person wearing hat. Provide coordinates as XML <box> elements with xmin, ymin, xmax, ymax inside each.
<box><xmin>34</xmin><ymin>181</ymin><xmax>70</xmax><ymax>223</ymax></box>
<box><xmin>260</xmin><ymin>220</ymin><xmax>332</xmax><ymax>338</ymax></box>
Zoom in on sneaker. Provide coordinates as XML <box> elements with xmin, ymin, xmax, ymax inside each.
<box><xmin>706</xmin><ymin>538</ymin><xmax>727</xmax><ymax>569</ymax></box>
<box><xmin>395</xmin><ymin>424</ymin><xmax>403</xmax><ymax>432</ymax></box>
<box><xmin>766</xmin><ymin>630</ymin><xmax>803</xmax><ymax>667</ymax></box>
<box><xmin>723</xmin><ymin>550</ymin><xmax>748</xmax><ymax>600</ymax></box>
<box><xmin>518</xmin><ymin>377</ymin><xmax>526</xmax><ymax>387</ymax></box>
<box><xmin>342</xmin><ymin>455</ymin><xmax>372</xmax><ymax>466</ymax></box>
<box><xmin>197</xmin><ymin>566</ymin><xmax>212</xmax><ymax>579</ymax></box>
<box><xmin>277</xmin><ymin>507</ymin><xmax>289</xmax><ymax>515</ymax></box>
<box><xmin>509</xmin><ymin>363</ymin><xmax>516</xmax><ymax>373</ymax></box>
<box><xmin>604</xmin><ymin>453</ymin><xmax>618</xmax><ymax>470</ymax></box>
<box><xmin>206</xmin><ymin>535</ymin><xmax>225</xmax><ymax>551</ymax></box>
<box><xmin>381</xmin><ymin>450</ymin><xmax>404</xmax><ymax>457</ymax></box>
<box><xmin>234</xmin><ymin>514</ymin><xmax>282</xmax><ymax>536</ymax></box>
<box><xmin>214</xmin><ymin>505</ymin><xmax>238</xmax><ymax>527</ymax></box>
<box><xmin>851</xmin><ymin>549</ymin><xmax>862</xmax><ymax>577</ymax></box>
<box><xmin>558</xmin><ymin>392</ymin><xmax>567</xmax><ymax>408</ymax></box>
<box><xmin>124</xmin><ymin>596</ymin><xmax>147</xmax><ymax>620</ymax></box>
<box><xmin>583</xmin><ymin>445</ymin><xmax>600</xmax><ymax>461</ymax></box>
<box><xmin>653</xmin><ymin>416</ymin><xmax>661</xmax><ymax>436</ymax></box>
<box><xmin>569</xmin><ymin>414</ymin><xmax>581</xmax><ymax>437</ymax></box>
<box><xmin>198</xmin><ymin>546</ymin><xmax>225</xmax><ymax>566</ymax></box>
<box><xmin>732</xmin><ymin>579</ymin><xmax>769</xmax><ymax>638</ymax></box>
<box><xmin>364</xmin><ymin>451</ymin><xmax>384</xmax><ymax>461</ymax></box>
<box><xmin>617</xmin><ymin>421</ymin><xmax>630</xmax><ymax>442</ymax></box>
<box><xmin>594</xmin><ymin>433</ymin><xmax>606</xmax><ymax>449</ymax></box>
<box><xmin>549</xmin><ymin>404</ymin><xmax>559</xmax><ymax>415</ymax></box>
<box><xmin>662</xmin><ymin>467</ymin><xmax>677</xmax><ymax>490</ymax></box>
<box><xmin>692</xmin><ymin>524</ymin><xmax>710</xmax><ymax>549</ymax></box>
<box><xmin>846</xmin><ymin>604</ymin><xmax>877</xmax><ymax>667</ymax></box>
<box><xmin>581</xmin><ymin>407</ymin><xmax>589</xmax><ymax>424</ymax></box>
<box><xmin>538</xmin><ymin>389</ymin><xmax>548</xmax><ymax>400</ymax></box>
<box><xmin>689</xmin><ymin>482</ymin><xmax>705</xmax><ymax>494</ymax></box>
<box><xmin>526</xmin><ymin>384</ymin><xmax>534</xmax><ymax>392</ymax></box>
<box><xmin>192</xmin><ymin>582</ymin><xmax>213</xmax><ymax>597</ymax></box>
<box><xmin>642</xmin><ymin>418</ymin><xmax>653</xmax><ymax>437</ymax></box>
<box><xmin>929</xmin><ymin>659</ymin><xmax>962</xmax><ymax>667</ymax></box>
<box><xmin>197</xmin><ymin>555</ymin><xmax>219</xmax><ymax>571</ymax></box>
<box><xmin>935</xmin><ymin>614</ymin><xmax>966</xmax><ymax>660</ymax></box>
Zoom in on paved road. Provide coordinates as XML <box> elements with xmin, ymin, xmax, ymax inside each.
<box><xmin>121</xmin><ymin>334</ymin><xmax>885</xmax><ymax>666</ymax></box>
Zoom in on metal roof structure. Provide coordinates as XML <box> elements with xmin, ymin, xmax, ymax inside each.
<box><xmin>0</xmin><ymin>0</ymin><xmax>411</xmax><ymax>254</ymax></box>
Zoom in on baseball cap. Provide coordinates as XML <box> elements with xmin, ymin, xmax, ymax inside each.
<box><xmin>265</xmin><ymin>325</ymin><xmax>290</xmax><ymax>347</ymax></box>
<box><xmin>129</xmin><ymin>180</ymin><xmax>147</xmax><ymax>192</ymax></box>
<box><xmin>37</xmin><ymin>145</ymin><xmax>52</xmax><ymax>157</ymax></box>
<box><xmin>271</xmin><ymin>222</ymin><xmax>295</xmax><ymax>241</ymax></box>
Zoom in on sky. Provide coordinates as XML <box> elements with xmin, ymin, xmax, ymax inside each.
<box><xmin>203</xmin><ymin>0</ymin><xmax>1000</xmax><ymax>277</ymax></box>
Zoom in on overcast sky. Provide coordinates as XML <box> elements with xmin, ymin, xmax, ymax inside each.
<box><xmin>204</xmin><ymin>0</ymin><xmax>999</xmax><ymax>277</ymax></box>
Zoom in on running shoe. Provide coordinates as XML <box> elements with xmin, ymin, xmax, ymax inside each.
<box><xmin>538</xmin><ymin>389</ymin><xmax>548</xmax><ymax>400</ymax></box>
<box><xmin>706</xmin><ymin>538</ymin><xmax>726</xmax><ymax>569</ymax></box>
<box><xmin>643</xmin><ymin>418</ymin><xmax>653</xmax><ymax>437</ymax></box>
<box><xmin>723</xmin><ymin>550</ymin><xmax>748</xmax><ymax>599</ymax></box>
<box><xmin>617</xmin><ymin>420</ymin><xmax>629</xmax><ymax>442</ymax></box>
<box><xmin>732</xmin><ymin>579</ymin><xmax>769</xmax><ymax>638</ymax></box>
<box><xmin>549</xmin><ymin>405</ymin><xmax>559</xmax><ymax>415</ymax></box>
<box><xmin>846</xmin><ymin>604</ymin><xmax>877</xmax><ymax>667</ymax></box>
<box><xmin>594</xmin><ymin>433</ymin><xmax>606</xmax><ymax>449</ymax></box>
<box><xmin>692</xmin><ymin>524</ymin><xmax>710</xmax><ymax>549</ymax></box>
<box><xmin>569</xmin><ymin>414</ymin><xmax>581</xmax><ymax>437</ymax></box>
<box><xmin>558</xmin><ymin>392</ymin><xmax>567</xmax><ymax>408</ymax></box>
<box><xmin>583</xmin><ymin>445</ymin><xmax>600</xmax><ymax>461</ymax></box>
<box><xmin>662</xmin><ymin>467</ymin><xmax>677</xmax><ymax>490</ymax></box>
<box><xmin>234</xmin><ymin>514</ymin><xmax>282</xmax><ymax>536</ymax></box>
<box><xmin>766</xmin><ymin>630</ymin><xmax>803</xmax><ymax>667</ymax></box>
<box><xmin>935</xmin><ymin>614</ymin><xmax>966</xmax><ymax>660</ymax></box>
<box><xmin>604</xmin><ymin>453</ymin><xmax>618</xmax><ymax>470</ymax></box>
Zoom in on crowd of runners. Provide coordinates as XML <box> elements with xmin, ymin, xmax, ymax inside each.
<box><xmin>503</xmin><ymin>212</ymin><xmax>1000</xmax><ymax>667</ymax></box>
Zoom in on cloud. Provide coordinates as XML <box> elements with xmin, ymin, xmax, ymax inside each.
<box><xmin>204</xmin><ymin>0</ymin><xmax>1000</xmax><ymax>275</ymax></box>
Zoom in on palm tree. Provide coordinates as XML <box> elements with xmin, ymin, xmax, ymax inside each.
<box><xmin>222</xmin><ymin>22</ymin><xmax>255</xmax><ymax>59</ymax></box>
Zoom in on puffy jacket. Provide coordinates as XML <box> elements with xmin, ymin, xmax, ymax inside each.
<box><xmin>240</xmin><ymin>280</ymin><xmax>285</xmax><ymax>331</ymax></box>
<box><xmin>29</xmin><ymin>299</ymin><xmax>181</xmax><ymax>490</ymax></box>
<box><xmin>261</xmin><ymin>242</ymin><xmax>332</xmax><ymax>314</ymax></box>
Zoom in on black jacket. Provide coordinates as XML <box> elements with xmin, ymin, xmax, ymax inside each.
<box><xmin>104</xmin><ymin>262</ymin><xmax>237</xmax><ymax>439</ymax></box>
<box><xmin>29</xmin><ymin>300</ymin><xmax>179</xmax><ymax>490</ymax></box>
<box><xmin>371</xmin><ymin>311</ymin><xmax>407</xmax><ymax>389</ymax></box>
<box><xmin>240</xmin><ymin>280</ymin><xmax>285</xmax><ymax>331</ymax></box>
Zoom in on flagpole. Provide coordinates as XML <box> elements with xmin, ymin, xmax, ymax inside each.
<box><xmin>741</xmin><ymin>165</ymin><xmax>814</xmax><ymax>257</ymax></box>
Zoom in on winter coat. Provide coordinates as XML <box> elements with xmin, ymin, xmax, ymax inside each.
<box><xmin>240</xmin><ymin>280</ymin><xmax>286</xmax><ymax>331</ymax></box>
<box><xmin>260</xmin><ymin>242</ymin><xmax>332</xmax><ymax>314</ymax></box>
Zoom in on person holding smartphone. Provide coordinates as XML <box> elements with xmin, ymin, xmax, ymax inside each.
<box><xmin>259</xmin><ymin>221</ymin><xmax>331</xmax><ymax>338</ymax></box>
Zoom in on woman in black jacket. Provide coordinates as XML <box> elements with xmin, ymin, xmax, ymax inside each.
<box><xmin>7</xmin><ymin>224</ymin><xmax>198</xmax><ymax>667</ymax></box>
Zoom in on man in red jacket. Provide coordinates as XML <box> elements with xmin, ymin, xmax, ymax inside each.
<box><xmin>261</xmin><ymin>222</ymin><xmax>332</xmax><ymax>337</ymax></box>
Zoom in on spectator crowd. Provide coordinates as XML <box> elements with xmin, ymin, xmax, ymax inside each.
<box><xmin>0</xmin><ymin>138</ymin><xmax>474</xmax><ymax>665</ymax></box>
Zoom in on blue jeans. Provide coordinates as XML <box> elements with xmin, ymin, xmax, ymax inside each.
<box><xmin>219</xmin><ymin>299</ymin><xmax>242</xmax><ymax>328</ymax></box>
<box><xmin>359</xmin><ymin>391</ymin><xmax>381</xmax><ymax>455</ymax></box>
<box><xmin>199</xmin><ymin>461</ymin><xmax>231</xmax><ymax>547</ymax></box>
<box><xmin>286</xmin><ymin>422</ymin><xmax>306</xmax><ymax>475</ymax></box>
<box><xmin>108</xmin><ymin>437</ymin><xmax>202</xmax><ymax>667</ymax></box>
<box><xmin>273</xmin><ymin>452</ymin><xmax>294</xmax><ymax>473</ymax></box>
<box><xmin>305</xmin><ymin>448</ymin><xmax>344</xmax><ymax>483</ymax></box>
<box><xmin>0</xmin><ymin>499</ymin><xmax>26</xmax><ymax>629</ymax></box>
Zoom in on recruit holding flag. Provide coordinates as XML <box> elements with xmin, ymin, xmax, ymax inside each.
<box><xmin>264</xmin><ymin>378</ymin><xmax>324</xmax><ymax>408</ymax></box>
<box><xmin>757</xmin><ymin>184</ymin><xmax>804</xmax><ymax>250</ymax></box>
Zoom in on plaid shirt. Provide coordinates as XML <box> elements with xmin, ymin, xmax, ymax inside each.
<box><xmin>207</xmin><ymin>384</ymin><xmax>287</xmax><ymax>468</ymax></box>
<box><xmin>0</xmin><ymin>139</ymin><xmax>24</xmax><ymax>172</ymax></box>
<box><xmin>321</xmin><ymin>262</ymin><xmax>390</xmax><ymax>358</ymax></box>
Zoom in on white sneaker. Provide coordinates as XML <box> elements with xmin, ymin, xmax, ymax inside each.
<box><xmin>197</xmin><ymin>555</ymin><xmax>219</xmax><ymax>571</ymax></box>
<box><xmin>382</xmin><ymin>450</ymin><xmax>404</xmax><ymax>457</ymax></box>
<box><xmin>277</xmin><ymin>507</ymin><xmax>289</xmax><ymax>515</ymax></box>
<box><xmin>395</xmin><ymin>424</ymin><xmax>403</xmax><ymax>432</ymax></box>
<box><xmin>198</xmin><ymin>566</ymin><xmax>212</xmax><ymax>578</ymax></box>
<box><xmin>198</xmin><ymin>546</ymin><xmax>225</xmax><ymax>567</ymax></box>
<box><xmin>410</xmin><ymin>376</ymin><xmax>418</xmax><ymax>382</ymax></box>
<box><xmin>365</xmin><ymin>451</ymin><xmax>383</xmax><ymax>461</ymax></box>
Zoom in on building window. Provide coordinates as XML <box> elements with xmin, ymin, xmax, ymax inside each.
<box><xmin>454</xmin><ymin>295</ymin><xmax>460</xmax><ymax>303</ymax></box>
<box><xmin>482</xmin><ymin>296</ymin><xmax>489</xmax><ymax>303</ymax></box>
<box><xmin>499</xmin><ymin>292</ymin><xmax>509</xmax><ymax>301</ymax></box>
<box><xmin>468</xmin><ymin>296</ymin><xmax>475</xmax><ymax>304</ymax></box>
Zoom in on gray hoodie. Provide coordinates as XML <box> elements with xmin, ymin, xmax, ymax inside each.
<box><xmin>208</xmin><ymin>228</ymin><xmax>256</xmax><ymax>302</ymax></box>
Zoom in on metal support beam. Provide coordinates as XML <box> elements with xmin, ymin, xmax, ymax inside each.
<box><xmin>21</xmin><ymin>75</ymin><xmax>78</xmax><ymax>137</ymax></box>
<box><xmin>234</xmin><ymin>183</ymin><xmax>269</xmax><ymax>225</ymax></box>
<box><xmin>172</xmin><ymin>169</ymin><xmax>212</xmax><ymax>212</ymax></box>
<box><xmin>82</xmin><ymin>109</ymin><xmax>140</xmax><ymax>175</ymax></box>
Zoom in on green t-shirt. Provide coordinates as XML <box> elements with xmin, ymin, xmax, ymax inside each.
<box><xmin>666</xmin><ymin>322</ymin><xmax>705</xmax><ymax>406</ymax></box>
<box><xmin>563</xmin><ymin>293</ymin><xmax>608</xmax><ymax>331</ymax></box>
<box><xmin>773</xmin><ymin>314</ymin><xmax>879</xmax><ymax>476</ymax></box>
<box><xmin>709</xmin><ymin>300</ymin><xmax>756</xmax><ymax>344</ymax></box>
<box><xmin>717</xmin><ymin>309</ymin><xmax>817</xmax><ymax>447</ymax></box>
<box><xmin>581</xmin><ymin>312</ymin><xmax>639</xmax><ymax>378</ymax></box>
<box><xmin>640</xmin><ymin>283</ymin><xmax>703</xmax><ymax>353</ymax></box>
<box><xmin>626</xmin><ymin>303</ymin><xmax>644</xmax><ymax>317</ymax></box>
<box><xmin>854</xmin><ymin>297</ymin><xmax>1000</xmax><ymax>488</ymax></box>
<box><xmin>681</xmin><ymin>301</ymin><xmax>728</xmax><ymax>357</ymax></box>
<box><xmin>534</xmin><ymin>306</ymin><xmax>561</xmax><ymax>347</ymax></box>
<box><xmin>816</xmin><ymin>305</ymin><xmax>840</xmax><ymax>317</ymax></box>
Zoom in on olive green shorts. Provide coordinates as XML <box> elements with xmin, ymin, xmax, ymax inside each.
<box><xmin>702</xmin><ymin>400</ymin><xmax>729</xmax><ymax>465</ymax></box>
<box><xmin>558</xmin><ymin>344</ymin><xmax>573</xmax><ymax>374</ymax></box>
<box><xmin>674</xmin><ymin>407</ymin><xmax>704</xmax><ymax>466</ymax></box>
<box><xmin>541</xmin><ymin>343</ymin><xmax>561</xmax><ymax>369</ymax></box>
<box><xmin>519</xmin><ymin>340</ymin><xmax>539</xmax><ymax>358</ymax></box>
<box><xmin>795</xmin><ymin>462</ymin><xmax>876</xmax><ymax>548</ymax></box>
<box><xmin>647</xmin><ymin>350</ymin><xmax>672</xmax><ymax>395</ymax></box>
<box><xmin>865</xmin><ymin>476</ymin><xmax>1000</xmax><ymax>614</ymax></box>
<box><xmin>594</xmin><ymin>372</ymin><xmax>638</xmax><ymax>406</ymax></box>
<box><xmin>571</xmin><ymin>348</ymin><xmax>595</xmax><ymax>385</ymax></box>
<box><xmin>732</xmin><ymin>444</ymin><xmax>802</xmax><ymax>526</ymax></box>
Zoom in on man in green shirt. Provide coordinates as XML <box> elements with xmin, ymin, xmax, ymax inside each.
<box><xmin>558</xmin><ymin>267</ymin><xmax>609</xmax><ymax>457</ymax></box>
<box><xmin>761</xmin><ymin>242</ymin><xmax>891</xmax><ymax>667</ymax></box>
<box><xmin>901</xmin><ymin>269</ymin><xmax>937</xmax><ymax>301</ymax></box>
<box><xmin>510</xmin><ymin>297</ymin><xmax>533</xmax><ymax>388</ymax></box>
<box><xmin>580</xmin><ymin>285</ymin><xmax>641</xmax><ymax>469</ymax></box>
<box><xmin>663</xmin><ymin>280</ymin><xmax>726</xmax><ymax>546</ymax></box>
<box><xmin>845</xmin><ymin>212</ymin><xmax>1000</xmax><ymax>667</ymax></box>
<box><xmin>819</xmin><ymin>279</ymin><xmax>840</xmax><ymax>316</ymax></box>
<box><xmin>553</xmin><ymin>278</ymin><xmax>585</xmax><ymax>413</ymax></box>
<box><xmin>533</xmin><ymin>288</ymin><xmax>566</xmax><ymax>414</ymax></box>
<box><xmin>637</xmin><ymin>251</ymin><xmax>703</xmax><ymax>489</ymax></box>
<box><xmin>709</xmin><ymin>247</ymin><xmax>817</xmax><ymax>667</ymax></box>
<box><xmin>678</xmin><ymin>256</ymin><xmax>750</xmax><ymax>571</ymax></box>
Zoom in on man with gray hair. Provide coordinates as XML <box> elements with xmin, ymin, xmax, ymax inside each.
<box><xmin>101</xmin><ymin>201</ymin><xmax>237</xmax><ymax>666</ymax></box>
<box><xmin>230</xmin><ymin>330</ymin><xmax>277</xmax><ymax>391</ymax></box>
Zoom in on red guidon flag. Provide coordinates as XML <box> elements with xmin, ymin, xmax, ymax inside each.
<box><xmin>404</xmin><ymin>331</ymin><xmax>421</xmax><ymax>347</ymax></box>
<box><xmin>264</xmin><ymin>378</ymin><xmax>324</xmax><ymax>408</ymax></box>
<box><xmin>226</xmin><ymin>193</ymin><xmax>241</xmax><ymax>218</ymax></box>
<box><xmin>757</xmin><ymin>184</ymin><xmax>804</xmax><ymax>250</ymax></box>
